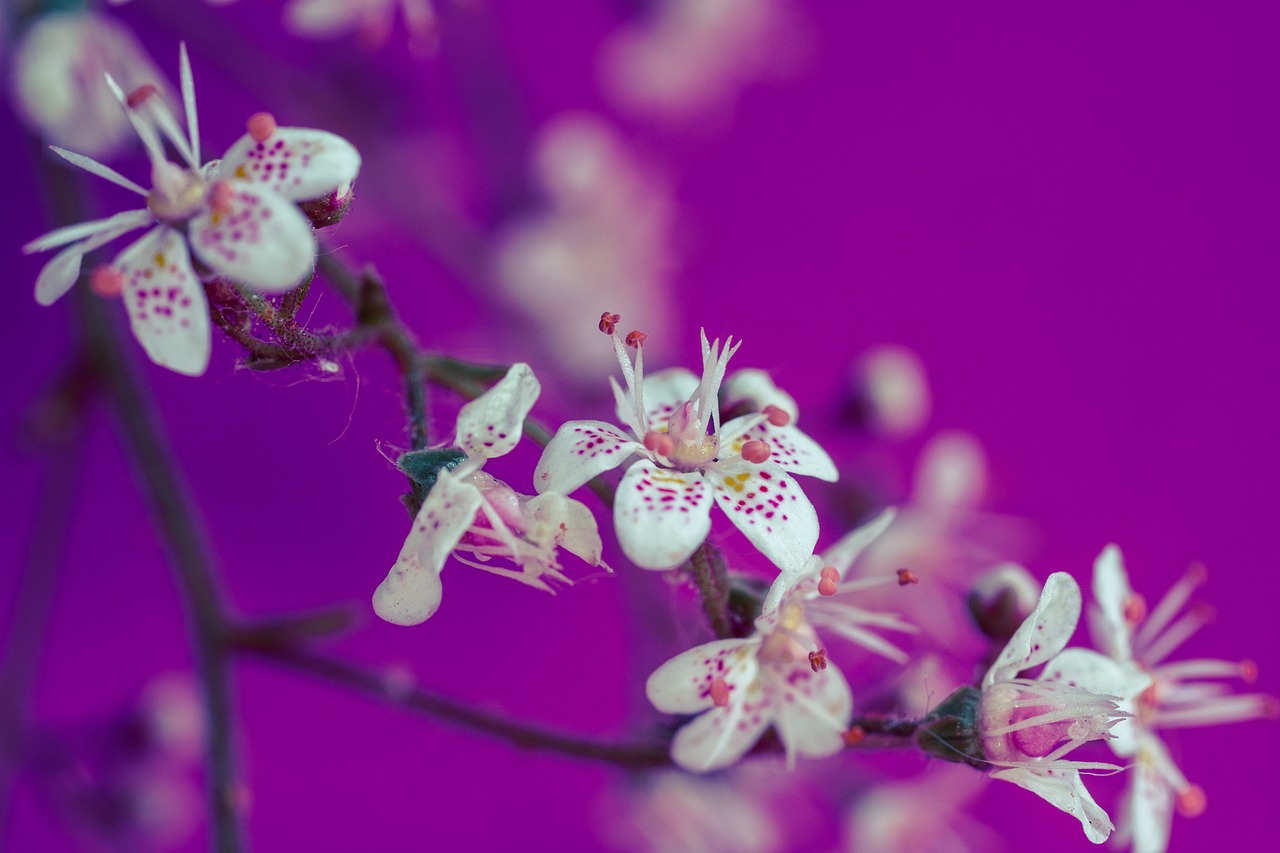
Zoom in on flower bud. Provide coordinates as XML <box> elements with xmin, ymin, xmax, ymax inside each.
<box><xmin>967</xmin><ymin>563</ymin><xmax>1041</xmax><ymax>643</ymax></box>
<box><xmin>395</xmin><ymin>447</ymin><xmax>467</xmax><ymax>493</ymax></box>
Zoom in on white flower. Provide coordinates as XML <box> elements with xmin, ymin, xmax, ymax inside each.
<box><xmin>1047</xmin><ymin>545</ymin><xmax>1277</xmax><ymax>853</ymax></box>
<box><xmin>645</xmin><ymin>617</ymin><xmax>851</xmax><ymax>772</ymax></box>
<box><xmin>10</xmin><ymin>12</ymin><xmax>167</xmax><ymax>158</ymax></box>
<box><xmin>22</xmin><ymin>45</ymin><xmax>361</xmax><ymax>376</ymax></box>
<box><xmin>535</xmin><ymin>322</ymin><xmax>832</xmax><ymax>573</ymax></box>
<box><xmin>373</xmin><ymin>365</ymin><xmax>609</xmax><ymax>625</ymax></box>
<box><xmin>758</xmin><ymin>508</ymin><xmax>918</xmax><ymax>664</ymax></box>
<box><xmin>284</xmin><ymin>0</ymin><xmax>438</xmax><ymax>52</ymax></box>
<box><xmin>979</xmin><ymin>572</ymin><xmax>1140</xmax><ymax>844</ymax></box>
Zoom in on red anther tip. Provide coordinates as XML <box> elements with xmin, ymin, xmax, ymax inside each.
<box><xmin>1241</xmin><ymin>659</ymin><xmax>1259</xmax><ymax>684</ymax></box>
<box><xmin>209</xmin><ymin>180</ymin><xmax>235</xmax><ymax>216</ymax></box>
<box><xmin>1190</xmin><ymin>602</ymin><xmax>1217</xmax><ymax>622</ymax></box>
<box><xmin>740</xmin><ymin>439</ymin><xmax>771</xmax><ymax>464</ymax></box>
<box><xmin>1263</xmin><ymin>697</ymin><xmax>1280</xmax><ymax>719</ymax></box>
<box><xmin>598</xmin><ymin>312</ymin><xmax>621</xmax><ymax>334</ymax></box>
<box><xmin>643</xmin><ymin>431</ymin><xmax>674</xmax><ymax>457</ymax></box>
<box><xmin>808</xmin><ymin>649</ymin><xmax>828</xmax><ymax>672</ymax></box>
<box><xmin>897</xmin><ymin>568</ymin><xmax>920</xmax><ymax>586</ymax></box>
<box><xmin>1122</xmin><ymin>593</ymin><xmax>1148</xmax><ymax>626</ymax></box>
<box><xmin>625</xmin><ymin>330</ymin><xmax>648</xmax><ymax>349</ymax></box>
<box><xmin>819</xmin><ymin>566</ymin><xmax>840</xmax><ymax>582</ymax></box>
<box><xmin>842</xmin><ymin>726</ymin><xmax>866</xmax><ymax>747</ymax></box>
<box><xmin>126</xmin><ymin>83</ymin><xmax>160</xmax><ymax>108</ymax></box>
<box><xmin>817</xmin><ymin>578</ymin><xmax>838</xmax><ymax>597</ymax></box>
<box><xmin>709</xmin><ymin>678</ymin><xmax>730</xmax><ymax>707</ymax></box>
<box><xmin>763</xmin><ymin>404</ymin><xmax>792</xmax><ymax>427</ymax></box>
<box><xmin>247</xmin><ymin>112</ymin><xmax>278</xmax><ymax>143</ymax></box>
<box><xmin>1175</xmin><ymin>785</ymin><xmax>1207</xmax><ymax>819</ymax></box>
<box><xmin>1186</xmin><ymin>561</ymin><xmax>1209</xmax><ymax>584</ymax></box>
<box><xmin>89</xmin><ymin>265</ymin><xmax>124</xmax><ymax>299</ymax></box>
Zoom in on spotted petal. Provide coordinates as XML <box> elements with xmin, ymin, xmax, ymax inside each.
<box><xmin>985</xmin><ymin>571</ymin><xmax>1081</xmax><ymax>687</ymax></box>
<box><xmin>1090</xmin><ymin>544</ymin><xmax>1135</xmax><ymax>662</ymax></box>
<box><xmin>221</xmin><ymin>127</ymin><xmax>362</xmax><ymax>201</ymax></box>
<box><xmin>646</xmin><ymin>638</ymin><xmax>760</xmax><ymax>714</ymax></box>
<box><xmin>523</xmin><ymin>492</ymin><xmax>606</xmax><ymax>568</ymax></box>
<box><xmin>372</xmin><ymin>471</ymin><xmax>482</xmax><ymax>625</ymax></box>
<box><xmin>455</xmin><ymin>362</ymin><xmax>539</xmax><ymax>459</ymax></box>
<box><xmin>990</xmin><ymin>767</ymin><xmax>1113</xmax><ymax>844</ymax></box>
<box><xmin>533</xmin><ymin>419</ymin><xmax>640</xmax><ymax>495</ymax></box>
<box><xmin>1042</xmin><ymin>648</ymin><xmax>1149</xmax><ymax>756</ymax></box>
<box><xmin>722</xmin><ymin>418</ymin><xmax>837</xmax><ymax>481</ymax></box>
<box><xmin>709</xmin><ymin>458</ymin><xmax>819</xmax><ymax>575</ymax></box>
<box><xmin>614</xmin><ymin>462</ymin><xmax>714</xmax><ymax>569</ymax></box>
<box><xmin>771</xmin><ymin>661</ymin><xmax>853</xmax><ymax>766</ymax></box>
<box><xmin>115</xmin><ymin>226</ymin><xmax>211</xmax><ymax>376</ymax></box>
<box><xmin>188</xmin><ymin>183</ymin><xmax>316</xmax><ymax>292</ymax></box>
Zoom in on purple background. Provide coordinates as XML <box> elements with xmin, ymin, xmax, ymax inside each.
<box><xmin>2</xmin><ymin>1</ymin><xmax>1277</xmax><ymax>850</ymax></box>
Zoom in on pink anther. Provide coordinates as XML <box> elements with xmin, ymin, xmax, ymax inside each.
<box><xmin>1122</xmin><ymin>593</ymin><xmax>1148</xmax><ymax>626</ymax></box>
<box><xmin>1241</xmin><ymin>659</ymin><xmax>1259</xmax><ymax>684</ymax></box>
<box><xmin>808</xmin><ymin>649</ymin><xmax>828</xmax><ymax>672</ymax></box>
<box><xmin>818</xmin><ymin>578</ymin><xmax>839</xmax><ymax>597</ymax></box>
<box><xmin>89</xmin><ymin>265</ymin><xmax>124</xmax><ymax>299</ymax></box>
<box><xmin>208</xmin><ymin>181</ymin><xmax>236</xmax><ymax>216</ymax></box>
<box><xmin>740</xmin><ymin>440</ymin><xmax>771</xmax><ymax>464</ymax></box>
<box><xmin>842</xmin><ymin>726</ymin><xmax>866</xmax><ymax>747</ymax></box>
<box><xmin>1175</xmin><ymin>785</ymin><xmax>1207</xmax><ymax>819</ymax></box>
<box><xmin>247</xmin><ymin>112</ymin><xmax>278</xmax><ymax>143</ymax></box>
<box><xmin>126</xmin><ymin>83</ymin><xmax>160</xmax><ymax>108</ymax></box>
<box><xmin>625</xmin><ymin>330</ymin><xmax>648</xmax><ymax>349</ymax></box>
<box><xmin>709</xmin><ymin>678</ymin><xmax>730</xmax><ymax>707</ymax></box>
<box><xmin>643</xmin><ymin>431</ymin><xmax>674</xmax><ymax>457</ymax></box>
<box><xmin>598</xmin><ymin>312</ymin><xmax>621</xmax><ymax>334</ymax></box>
<box><xmin>763</xmin><ymin>404</ymin><xmax>792</xmax><ymax>427</ymax></box>
<box><xmin>897</xmin><ymin>568</ymin><xmax>919</xmax><ymax>586</ymax></box>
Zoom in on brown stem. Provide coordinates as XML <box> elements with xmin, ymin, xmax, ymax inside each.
<box><xmin>686</xmin><ymin>543</ymin><xmax>734</xmax><ymax>639</ymax></box>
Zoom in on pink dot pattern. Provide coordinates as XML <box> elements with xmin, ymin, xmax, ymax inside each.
<box><xmin>233</xmin><ymin>136</ymin><xmax>315</xmax><ymax>195</ymax></box>
<box><xmin>193</xmin><ymin>188</ymin><xmax>275</xmax><ymax>266</ymax></box>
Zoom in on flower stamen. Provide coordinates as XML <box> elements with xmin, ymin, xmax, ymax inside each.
<box><xmin>247</xmin><ymin>111</ymin><xmax>278</xmax><ymax>142</ymax></box>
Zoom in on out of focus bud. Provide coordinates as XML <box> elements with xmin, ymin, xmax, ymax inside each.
<box><xmin>10</xmin><ymin>12</ymin><xmax>168</xmax><ymax>158</ymax></box>
<box><xmin>846</xmin><ymin>345</ymin><xmax>931</xmax><ymax>439</ymax></box>
<box><xmin>967</xmin><ymin>563</ymin><xmax>1041</xmax><ymax>643</ymax></box>
<box><xmin>299</xmin><ymin>184</ymin><xmax>357</xmax><ymax>228</ymax></box>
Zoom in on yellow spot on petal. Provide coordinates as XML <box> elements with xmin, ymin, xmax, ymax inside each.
<box><xmin>234</xmin><ymin>165</ymin><xmax>248</xmax><ymax>179</ymax></box>
<box><xmin>154</xmin><ymin>253</ymin><xmax>165</xmax><ymax>268</ymax></box>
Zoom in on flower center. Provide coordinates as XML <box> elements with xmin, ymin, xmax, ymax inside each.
<box><xmin>662</xmin><ymin>401</ymin><xmax>719</xmax><ymax>471</ymax></box>
<box><xmin>147</xmin><ymin>165</ymin><xmax>208</xmax><ymax>223</ymax></box>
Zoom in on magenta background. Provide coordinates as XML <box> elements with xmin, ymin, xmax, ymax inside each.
<box><xmin>2</xmin><ymin>1</ymin><xmax>1277</xmax><ymax>851</ymax></box>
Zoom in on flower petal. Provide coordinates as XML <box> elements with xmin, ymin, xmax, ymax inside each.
<box><xmin>710</xmin><ymin>458</ymin><xmax>819</xmax><ymax>575</ymax></box>
<box><xmin>669</xmin><ymin>690</ymin><xmax>773</xmax><ymax>773</ymax></box>
<box><xmin>819</xmin><ymin>508</ymin><xmax>897</xmax><ymax>574</ymax></box>
<box><xmin>990</xmin><ymin>767</ymin><xmax>1113</xmax><ymax>843</ymax></box>
<box><xmin>1090</xmin><ymin>543</ymin><xmax>1135</xmax><ymax>661</ymax></box>
<box><xmin>533</xmin><ymin>419</ymin><xmax>639</xmax><ymax>494</ymax></box>
<box><xmin>631</xmin><ymin>367</ymin><xmax>699</xmax><ymax>432</ymax></box>
<box><xmin>455</xmin><ymin>363</ymin><xmax>540</xmax><ymax>459</ymax></box>
<box><xmin>771</xmin><ymin>662</ymin><xmax>853</xmax><ymax>767</ymax></box>
<box><xmin>115</xmin><ymin>226</ymin><xmax>211</xmax><ymax>376</ymax></box>
<box><xmin>30</xmin><ymin>209</ymin><xmax>153</xmax><ymax>306</ymax></box>
<box><xmin>221</xmin><ymin>127</ymin><xmax>362</xmax><ymax>201</ymax></box>
<box><xmin>372</xmin><ymin>471</ymin><xmax>482</xmax><ymax>625</ymax></box>
<box><xmin>721</xmin><ymin>419</ymin><xmax>838</xmax><ymax>481</ymax></box>
<box><xmin>188</xmin><ymin>184</ymin><xmax>316</xmax><ymax>292</ymax></box>
<box><xmin>1042</xmin><ymin>648</ymin><xmax>1150</xmax><ymax>756</ymax></box>
<box><xmin>985</xmin><ymin>571</ymin><xmax>1082</xmax><ymax>687</ymax></box>
<box><xmin>911</xmin><ymin>430</ymin><xmax>987</xmax><ymax>511</ymax></box>
<box><xmin>645</xmin><ymin>638</ymin><xmax>759</xmax><ymax>714</ymax></box>
<box><xmin>523</xmin><ymin>492</ymin><xmax>606</xmax><ymax>567</ymax></box>
<box><xmin>614</xmin><ymin>462</ymin><xmax>713</xmax><ymax>569</ymax></box>
<box><xmin>720</xmin><ymin>368</ymin><xmax>798</xmax><ymax>421</ymax></box>
<box><xmin>1122</xmin><ymin>738</ymin><xmax>1177</xmax><ymax>853</ymax></box>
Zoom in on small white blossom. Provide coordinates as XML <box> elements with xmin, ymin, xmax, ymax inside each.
<box><xmin>22</xmin><ymin>45</ymin><xmax>361</xmax><ymax>375</ymax></box>
<box><xmin>285</xmin><ymin>0</ymin><xmax>438</xmax><ymax>52</ymax></box>
<box><xmin>535</xmin><ymin>322</ymin><xmax>833</xmax><ymax>573</ymax></box>
<box><xmin>373</xmin><ymin>365</ymin><xmax>608</xmax><ymax>625</ymax></box>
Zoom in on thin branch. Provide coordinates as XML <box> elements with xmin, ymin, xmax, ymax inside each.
<box><xmin>686</xmin><ymin>543</ymin><xmax>734</xmax><ymax>640</ymax></box>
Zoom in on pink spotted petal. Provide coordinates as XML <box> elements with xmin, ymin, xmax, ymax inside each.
<box><xmin>188</xmin><ymin>183</ymin><xmax>316</xmax><ymax>292</ymax></box>
<box><xmin>533</xmin><ymin>419</ymin><xmax>640</xmax><ymax>495</ymax></box>
<box><xmin>985</xmin><ymin>572</ymin><xmax>1082</xmax><ymax>687</ymax></box>
<box><xmin>523</xmin><ymin>493</ymin><xmax>607</xmax><ymax>567</ymax></box>
<box><xmin>615</xmin><ymin>462</ymin><xmax>714</xmax><ymax>570</ymax></box>
<box><xmin>646</xmin><ymin>638</ymin><xmax>760</xmax><ymax>714</ymax></box>
<box><xmin>720</xmin><ymin>368</ymin><xmax>799</xmax><ymax>421</ymax></box>
<box><xmin>1042</xmin><ymin>648</ymin><xmax>1149</xmax><ymax>756</ymax></box>
<box><xmin>770</xmin><ymin>661</ymin><xmax>853</xmax><ymax>766</ymax></box>
<box><xmin>372</xmin><ymin>471</ymin><xmax>483</xmax><ymax>626</ymax></box>
<box><xmin>629</xmin><ymin>367</ymin><xmax>699</xmax><ymax>432</ymax></box>
<box><xmin>669</xmin><ymin>689</ymin><xmax>774</xmax><ymax>773</ymax></box>
<box><xmin>1090</xmin><ymin>544</ymin><xmax>1136</xmax><ymax>662</ymax></box>
<box><xmin>990</xmin><ymin>767</ymin><xmax>1113</xmax><ymax>844</ymax></box>
<box><xmin>115</xmin><ymin>226</ymin><xmax>211</xmax><ymax>376</ymax></box>
<box><xmin>709</xmin><ymin>458</ymin><xmax>819</xmax><ymax>575</ymax></box>
<box><xmin>722</xmin><ymin>419</ymin><xmax>838</xmax><ymax>482</ymax></box>
<box><xmin>220</xmin><ymin>127</ymin><xmax>361</xmax><ymax>201</ymax></box>
<box><xmin>455</xmin><ymin>362</ymin><xmax>539</xmax><ymax>460</ymax></box>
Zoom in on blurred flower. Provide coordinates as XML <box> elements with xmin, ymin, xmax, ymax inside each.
<box><xmin>1046</xmin><ymin>545</ymin><xmax>1277</xmax><ymax>853</ymax></box>
<box><xmin>9</xmin><ymin>11</ymin><xmax>167</xmax><ymax>158</ymax></box>
<box><xmin>758</xmin><ymin>508</ymin><xmax>918</xmax><ymax>664</ymax></box>
<box><xmin>845</xmin><ymin>764</ymin><xmax>995</xmax><ymax>853</ymax></box>
<box><xmin>374</xmin><ymin>364</ymin><xmax>608</xmax><ymax>625</ymax></box>
<box><xmin>646</xmin><ymin>611</ymin><xmax>851</xmax><ymax>772</ymax></box>
<box><xmin>536</xmin><ymin>324</ymin><xmax>825</xmax><ymax>573</ymax></box>
<box><xmin>22</xmin><ymin>45</ymin><xmax>361</xmax><ymax>375</ymax></box>
<box><xmin>967</xmin><ymin>562</ymin><xmax>1041</xmax><ymax>644</ymax></box>
<box><xmin>979</xmin><ymin>572</ymin><xmax>1136</xmax><ymax>844</ymax></box>
<box><xmin>600</xmin><ymin>0</ymin><xmax>804</xmax><ymax>123</ymax></box>
<box><xmin>493</xmin><ymin>114</ymin><xmax>676</xmax><ymax>379</ymax></box>
<box><xmin>846</xmin><ymin>344</ymin><xmax>932</xmax><ymax>439</ymax></box>
<box><xmin>284</xmin><ymin>0</ymin><xmax>438</xmax><ymax>54</ymax></box>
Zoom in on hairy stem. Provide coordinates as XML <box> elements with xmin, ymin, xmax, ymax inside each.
<box><xmin>687</xmin><ymin>543</ymin><xmax>734</xmax><ymax>639</ymax></box>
